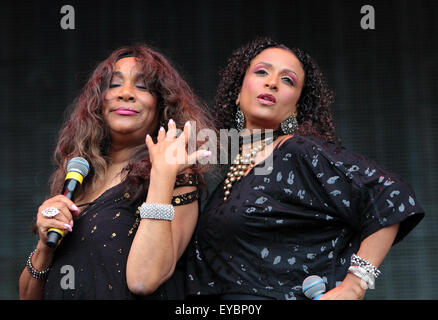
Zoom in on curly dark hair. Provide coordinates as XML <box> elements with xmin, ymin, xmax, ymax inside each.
<box><xmin>214</xmin><ymin>37</ymin><xmax>339</xmax><ymax>144</ymax></box>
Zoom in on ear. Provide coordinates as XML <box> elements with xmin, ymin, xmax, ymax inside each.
<box><xmin>235</xmin><ymin>92</ymin><xmax>241</xmax><ymax>106</ymax></box>
<box><xmin>293</xmin><ymin>104</ymin><xmax>299</xmax><ymax>116</ymax></box>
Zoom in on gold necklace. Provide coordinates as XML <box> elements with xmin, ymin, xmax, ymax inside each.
<box><xmin>223</xmin><ymin>137</ymin><xmax>274</xmax><ymax>201</ymax></box>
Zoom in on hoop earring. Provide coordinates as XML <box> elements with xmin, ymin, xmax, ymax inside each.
<box><xmin>280</xmin><ymin>114</ymin><xmax>299</xmax><ymax>135</ymax></box>
<box><xmin>235</xmin><ymin>105</ymin><xmax>245</xmax><ymax>132</ymax></box>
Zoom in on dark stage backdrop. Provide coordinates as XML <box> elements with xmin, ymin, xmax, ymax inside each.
<box><xmin>1</xmin><ymin>0</ymin><xmax>436</xmax><ymax>299</ymax></box>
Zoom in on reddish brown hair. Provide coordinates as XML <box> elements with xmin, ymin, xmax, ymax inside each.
<box><xmin>50</xmin><ymin>44</ymin><xmax>214</xmax><ymax>202</ymax></box>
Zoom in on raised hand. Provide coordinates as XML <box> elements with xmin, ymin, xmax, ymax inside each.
<box><xmin>145</xmin><ymin>119</ymin><xmax>210</xmax><ymax>176</ymax></box>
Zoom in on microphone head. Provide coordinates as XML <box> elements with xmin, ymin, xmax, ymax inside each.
<box><xmin>67</xmin><ymin>157</ymin><xmax>90</xmax><ymax>177</ymax></box>
<box><xmin>302</xmin><ymin>275</ymin><xmax>326</xmax><ymax>300</ymax></box>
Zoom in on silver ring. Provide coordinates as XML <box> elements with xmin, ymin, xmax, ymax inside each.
<box><xmin>41</xmin><ymin>207</ymin><xmax>60</xmax><ymax>218</ymax></box>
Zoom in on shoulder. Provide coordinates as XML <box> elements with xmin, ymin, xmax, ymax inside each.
<box><xmin>276</xmin><ymin>135</ymin><xmax>342</xmax><ymax>156</ymax></box>
<box><xmin>275</xmin><ymin>135</ymin><xmax>387</xmax><ymax>186</ymax></box>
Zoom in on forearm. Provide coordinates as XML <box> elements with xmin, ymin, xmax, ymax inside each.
<box><xmin>19</xmin><ymin>241</ymin><xmax>54</xmax><ymax>300</ymax></box>
<box><xmin>126</xmin><ymin>169</ymin><xmax>177</xmax><ymax>295</ymax></box>
<box><xmin>355</xmin><ymin>223</ymin><xmax>400</xmax><ymax>269</ymax></box>
<box><xmin>128</xmin><ymin>120</ymin><xmax>201</xmax><ymax>295</ymax></box>
<box><xmin>145</xmin><ymin>167</ymin><xmax>176</xmax><ymax>204</ymax></box>
<box><xmin>351</xmin><ymin>223</ymin><xmax>400</xmax><ymax>295</ymax></box>
<box><xmin>127</xmin><ymin>220</ymin><xmax>175</xmax><ymax>295</ymax></box>
<box><xmin>321</xmin><ymin>223</ymin><xmax>400</xmax><ymax>300</ymax></box>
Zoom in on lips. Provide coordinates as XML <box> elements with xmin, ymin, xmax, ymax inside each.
<box><xmin>257</xmin><ymin>93</ymin><xmax>276</xmax><ymax>105</ymax></box>
<box><xmin>113</xmin><ymin>107</ymin><xmax>139</xmax><ymax>115</ymax></box>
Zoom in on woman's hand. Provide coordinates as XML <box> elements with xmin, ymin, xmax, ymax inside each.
<box><xmin>317</xmin><ymin>273</ymin><xmax>367</xmax><ymax>300</ymax></box>
<box><xmin>19</xmin><ymin>195</ymin><xmax>79</xmax><ymax>300</ymax></box>
<box><xmin>145</xmin><ymin>119</ymin><xmax>210</xmax><ymax>176</ymax></box>
<box><xmin>36</xmin><ymin>195</ymin><xmax>79</xmax><ymax>246</ymax></box>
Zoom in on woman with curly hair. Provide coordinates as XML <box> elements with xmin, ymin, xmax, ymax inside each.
<box><xmin>19</xmin><ymin>44</ymin><xmax>214</xmax><ymax>299</ymax></box>
<box><xmin>184</xmin><ymin>38</ymin><xmax>424</xmax><ymax>300</ymax></box>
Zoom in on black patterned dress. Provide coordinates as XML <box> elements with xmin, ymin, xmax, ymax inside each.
<box><xmin>185</xmin><ymin>135</ymin><xmax>424</xmax><ymax>300</ymax></box>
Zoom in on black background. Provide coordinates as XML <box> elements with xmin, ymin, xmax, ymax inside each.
<box><xmin>1</xmin><ymin>0</ymin><xmax>436</xmax><ymax>299</ymax></box>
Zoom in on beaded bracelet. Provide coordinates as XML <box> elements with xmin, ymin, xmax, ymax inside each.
<box><xmin>351</xmin><ymin>254</ymin><xmax>381</xmax><ymax>278</ymax></box>
<box><xmin>26</xmin><ymin>249</ymin><xmax>50</xmax><ymax>280</ymax></box>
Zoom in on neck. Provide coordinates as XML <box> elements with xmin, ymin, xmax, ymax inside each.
<box><xmin>240</xmin><ymin>127</ymin><xmax>280</xmax><ymax>134</ymax></box>
<box><xmin>108</xmin><ymin>142</ymin><xmax>142</xmax><ymax>166</ymax></box>
<box><xmin>239</xmin><ymin>128</ymin><xmax>282</xmax><ymax>146</ymax></box>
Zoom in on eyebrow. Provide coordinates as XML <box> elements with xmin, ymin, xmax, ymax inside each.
<box><xmin>111</xmin><ymin>71</ymin><xmax>145</xmax><ymax>79</ymax></box>
<box><xmin>255</xmin><ymin>62</ymin><xmax>299</xmax><ymax>80</ymax></box>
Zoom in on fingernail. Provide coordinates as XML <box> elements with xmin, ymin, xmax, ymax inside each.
<box><xmin>159</xmin><ymin>126</ymin><xmax>165</xmax><ymax>131</ymax></box>
<box><xmin>71</xmin><ymin>204</ymin><xmax>79</xmax><ymax>212</ymax></box>
<box><xmin>64</xmin><ymin>224</ymin><xmax>73</xmax><ymax>232</ymax></box>
<box><xmin>69</xmin><ymin>220</ymin><xmax>74</xmax><ymax>227</ymax></box>
<box><xmin>185</xmin><ymin>121</ymin><xmax>191</xmax><ymax>126</ymax></box>
<box><xmin>204</xmin><ymin>151</ymin><xmax>212</xmax><ymax>158</ymax></box>
<box><xmin>169</xmin><ymin>119</ymin><xmax>174</xmax><ymax>124</ymax></box>
<box><xmin>146</xmin><ymin>134</ymin><xmax>151</xmax><ymax>139</ymax></box>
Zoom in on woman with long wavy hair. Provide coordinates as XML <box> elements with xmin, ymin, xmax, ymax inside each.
<box><xmin>185</xmin><ymin>37</ymin><xmax>424</xmax><ymax>300</ymax></box>
<box><xmin>19</xmin><ymin>44</ymin><xmax>214</xmax><ymax>299</ymax></box>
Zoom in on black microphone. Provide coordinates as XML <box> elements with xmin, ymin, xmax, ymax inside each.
<box><xmin>46</xmin><ymin>157</ymin><xmax>90</xmax><ymax>248</ymax></box>
<box><xmin>302</xmin><ymin>275</ymin><xmax>326</xmax><ymax>300</ymax></box>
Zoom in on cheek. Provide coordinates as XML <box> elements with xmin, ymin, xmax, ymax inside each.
<box><xmin>284</xmin><ymin>88</ymin><xmax>302</xmax><ymax>106</ymax></box>
<box><xmin>139</xmin><ymin>96</ymin><xmax>159</xmax><ymax>125</ymax></box>
<box><xmin>102</xmin><ymin>91</ymin><xmax>115</xmax><ymax>113</ymax></box>
<box><xmin>239</xmin><ymin>78</ymin><xmax>258</xmax><ymax>106</ymax></box>
<box><xmin>139</xmin><ymin>93</ymin><xmax>158</xmax><ymax>111</ymax></box>
<box><xmin>101</xmin><ymin>99</ymin><xmax>110</xmax><ymax>117</ymax></box>
<box><xmin>103</xmin><ymin>89</ymin><xmax>117</xmax><ymax>102</ymax></box>
<box><xmin>240</xmin><ymin>78</ymin><xmax>257</xmax><ymax>96</ymax></box>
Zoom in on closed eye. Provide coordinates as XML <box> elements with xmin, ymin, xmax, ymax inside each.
<box><xmin>108</xmin><ymin>83</ymin><xmax>148</xmax><ymax>90</ymax></box>
<box><xmin>135</xmin><ymin>78</ymin><xmax>148</xmax><ymax>90</ymax></box>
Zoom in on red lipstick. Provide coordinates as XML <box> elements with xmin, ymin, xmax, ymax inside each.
<box><xmin>257</xmin><ymin>93</ymin><xmax>276</xmax><ymax>105</ymax></box>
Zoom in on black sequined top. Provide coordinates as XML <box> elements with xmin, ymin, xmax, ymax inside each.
<box><xmin>185</xmin><ymin>135</ymin><xmax>425</xmax><ymax>300</ymax></box>
<box><xmin>44</xmin><ymin>173</ymin><xmax>198</xmax><ymax>300</ymax></box>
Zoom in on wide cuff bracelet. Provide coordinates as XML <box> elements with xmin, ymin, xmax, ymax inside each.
<box><xmin>348</xmin><ymin>265</ymin><xmax>375</xmax><ymax>289</ymax></box>
<box><xmin>139</xmin><ymin>203</ymin><xmax>175</xmax><ymax>221</ymax></box>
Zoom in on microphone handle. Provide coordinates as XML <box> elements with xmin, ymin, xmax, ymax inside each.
<box><xmin>62</xmin><ymin>179</ymin><xmax>80</xmax><ymax>199</ymax></box>
<box><xmin>46</xmin><ymin>179</ymin><xmax>80</xmax><ymax>248</ymax></box>
<box><xmin>46</xmin><ymin>229</ymin><xmax>64</xmax><ymax>248</ymax></box>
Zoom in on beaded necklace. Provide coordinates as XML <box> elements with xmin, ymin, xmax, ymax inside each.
<box><xmin>223</xmin><ymin>130</ymin><xmax>281</xmax><ymax>201</ymax></box>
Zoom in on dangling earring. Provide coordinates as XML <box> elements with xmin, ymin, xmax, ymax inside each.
<box><xmin>280</xmin><ymin>114</ymin><xmax>299</xmax><ymax>135</ymax></box>
<box><xmin>235</xmin><ymin>105</ymin><xmax>245</xmax><ymax>132</ymax></box>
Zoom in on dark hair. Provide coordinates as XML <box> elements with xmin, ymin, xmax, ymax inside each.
<box><xmin>214</xmin><ymin>37</ymin><xmax>339</xmax><ymax>144</ymax></box>
<box><xmin>49</xmin><ymin>44</ymin><xmax>215</xmax><ymax>202</ymax></box>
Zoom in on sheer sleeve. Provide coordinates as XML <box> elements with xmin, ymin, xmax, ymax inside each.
<box><xmin>174</xmin><ymin>172</ymin><xmax>199</xmax><ymax>188</ymax></box>
<box><xmin>172</xmin><ymin>172</ymin><xmax>200</xmax><ymax>206</ymax></box>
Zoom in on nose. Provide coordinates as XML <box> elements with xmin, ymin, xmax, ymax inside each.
<box><xmin>264</xmin><ymin>75</ymin><xmax>278</xmax><ymax>90</ymax></box>
<box><xmin>118</xmin><ymin>85</ymin><xmax>136</xmax><ymax>102</ymax></box>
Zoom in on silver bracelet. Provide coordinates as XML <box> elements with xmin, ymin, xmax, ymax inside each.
<box><xmin>139</xmin><ymin>203</ymin><xmax>175</xmax><ymax>221</ymax></box>
<box><xmin>351</xmin><ymin>253</ymin><xmax>381</xmax><ymax>278</ymax></box>
<box><xmin>348</xmin><ymin>265</ymin><xmax>375</xmax><ymax>289</ymax></box>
